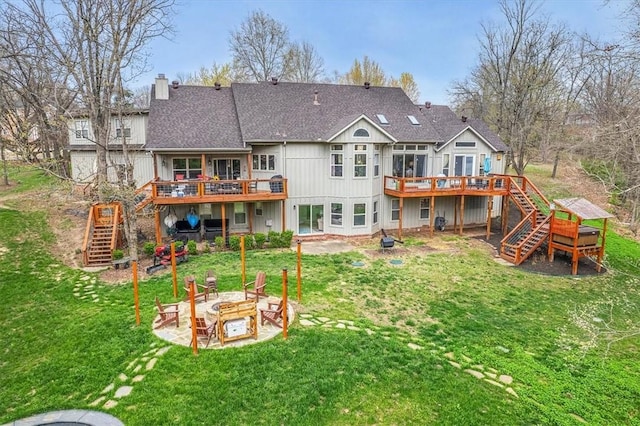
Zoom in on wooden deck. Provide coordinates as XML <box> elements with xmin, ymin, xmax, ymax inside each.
<box><xmin>383</xmin><ymin>175</ymin><xmax>511</xmax><ymax>198</ymax></box>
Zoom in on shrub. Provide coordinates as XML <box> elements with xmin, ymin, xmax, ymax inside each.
<box><xmin>281</xmin><ymin>230</ymin><xmax>294</xmax><ymax>248</ymax></box>
<box><xmin>214</xmin><ymin>236</ymin><xmax>225</xmax><ymax>251</ymax></box>
<box><xmin>112</xmin><ymin>249</ymin><xmax>124</xmax><ymax>260</ymax></box>
<box><xmin>202</xmin><ymin>242</ymin><xmax>211</xmax><ymax>253</ymax></box>
<box><xmin>254</xmin><ymin>232</ymin><xmax>266</xmax><ymax>249</ymax></box>
<box><xmin>143</xmin><ymin>241</ymin><xmax>156</xmax><ymax>257</ymax></box>
<box><xmin>243</xmin><ymin>234</ymin><xmax>255</xmax><ymax>250</ymax></box>
<box><xmin>187</xmin><ymin>240</ymin><xmax>197</xmax><ymax>254</ymax></box>
<box><xmin>229</xmin><ymin>235</ymin><xmax>241</xmax><ymax>251</ymax></box>
<box><xmin>268</xmin><ymin>231</ymin><xmax>281</xmax><ymax>248</ymax></box>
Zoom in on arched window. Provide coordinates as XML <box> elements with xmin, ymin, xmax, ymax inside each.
<box><xmin>353</xmin><ymin>128</ymin><xmax>370</xmax><ymax>137</ymax></box>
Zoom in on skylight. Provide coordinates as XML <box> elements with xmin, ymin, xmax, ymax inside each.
<box><xmin>376</xmin><ymin>114</ymin><xmax>389</xmax><ymax>125</ymax></box>
<box><xmin>407</xmin><ymin>115</ymin><xmax>420</xmax><ymax>125</ymax></box>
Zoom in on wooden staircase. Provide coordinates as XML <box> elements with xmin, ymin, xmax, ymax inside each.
<box><xmin>82</xmin><ymin>203</ymin><xmax>122</xmax><ymax>267</ymax></box>
<box><xmin>500</xmin><ymin>177</ymin><xmax>551</xmax><ymax>265</ymax></box>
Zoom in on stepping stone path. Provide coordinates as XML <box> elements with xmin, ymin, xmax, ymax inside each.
<box><xmin>86</xmin><ymin>342</ymin><xmax>171</xmax><ymax>410</ymax></box>
<box><xmin>298</xmin><ymin>313</ymin><xmax>519</xmax><ymax>399</ymax></box>
<box><xmin>73</xmin><ymin>275</ymin><xmax>112</xmax><ymax>305</ymax></box>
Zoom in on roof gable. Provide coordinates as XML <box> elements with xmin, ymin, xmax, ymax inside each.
<box><xmin>327</xmin><ymin>114</ymin><xmax>397</xmax><ymax>143</ymax></box>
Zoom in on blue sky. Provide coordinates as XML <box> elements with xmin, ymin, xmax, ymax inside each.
<box><xmin>136</xmin><ymin>0</ymin><xmax>628</xmax><ymax>105</ymax></box>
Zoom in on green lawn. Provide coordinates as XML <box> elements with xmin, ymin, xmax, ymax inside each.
<box><xmin>1</xmin><ymin>165</ymin><xmax>639</xmax><ymax>425</ymax></box>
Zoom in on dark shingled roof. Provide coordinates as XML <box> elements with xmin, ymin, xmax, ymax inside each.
<box><xmin>420</xmin><ymin>104</ymin><xmax>508</xmax><ymax>152</ymax></box>
<box><xmin>146</xmin><ymin>84</ymin><xmax>245</xmax><ymax>151</ymax></box>
<box><xmin>231</xmin><ymin>82</ymin><xmax>442</xmax><ymax>143</ymax></box>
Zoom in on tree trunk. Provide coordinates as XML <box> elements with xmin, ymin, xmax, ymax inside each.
<box><xmin>551</xmin><ymin>151</ymin><xmax>560</xmax><ymax>178</ymax></box>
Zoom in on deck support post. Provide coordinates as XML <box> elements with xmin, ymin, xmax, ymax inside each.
<box><xmin>430</xmin><ymin>196</ymin><xmax>435</xmax><ymax>237</ymax></box>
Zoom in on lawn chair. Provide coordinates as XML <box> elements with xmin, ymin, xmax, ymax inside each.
<box><xmin>204</xmin><ymin>269</ymin><xmax>219</xmax><ymax>298</ymax></box>
<box><xmin>243</xmin><ymin>271</ymin><xmax>267</xmax><ymax>301</ymax></box>
<box><xmin>183</xmin><ymin>276</ymin><xmax>209</xmax><ymax>303</ymax></box>
<box><xmin>260</xmin><ymin>300</ymin><xmax>285</xmax><ymax>328</ymax></box>
<box><xmin>154</xmin><ymin>296</ymin><xmax>180</xmax><ymax>329</ymax></box>
<box><xmin>190</xmin><ymin>317</ymin><xmax>217</xmax><ymax>348</ymax></box>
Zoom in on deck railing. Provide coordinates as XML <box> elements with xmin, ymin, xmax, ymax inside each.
<box><xmin>150</xmin><ymin>177</ymin><xmax>287</xmax><ymax>199</ymax></box>
<box><xmin>384</xmin><ymin>174</ymin><xmax>509</xmax><ymax>194</ymax></box>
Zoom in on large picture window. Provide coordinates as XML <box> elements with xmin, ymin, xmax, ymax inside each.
<box><xmin>330</xmin><ymin>145</ymin><xmax>343</xmax><ymax>177</ymax></box>
<box><xmin>392</xmin><ymin>145</ymin><xmax>427</xmax><ymax>178</ymax></box>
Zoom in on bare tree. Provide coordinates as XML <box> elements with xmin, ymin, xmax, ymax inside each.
<box><xmin>3</xmin><ymin>0</ymin><xmax>175</xmax><ymax>262</ymax></box>
<box><xmin>451</xmin><ymin>0</ymin><xmax>571</xmax><ymax>175</ymax></box>
<box><xmin>229</xmin><ymin>9</ymin><xmax>291</xmax><ymax>82</ymax></box>
<box><xmin>286</xmin><ymin>41</ymin><xmax>325</xmax><ymax>83</ymax></box>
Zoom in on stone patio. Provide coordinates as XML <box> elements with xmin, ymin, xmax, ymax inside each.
<box><xmin>152</xmin><ymin>291</ymin><xmax>294</xmax><ymax>349</ymax></box>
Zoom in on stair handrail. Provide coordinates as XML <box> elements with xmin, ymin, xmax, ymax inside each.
<box><xmin>109</xmin><ymin>203</ymin><xmax>122</xmax><ymax>258</ymax></box>
<box><xmin>501</xmin><ymin>210</ymin><xmax>535</xmax><ymax>250</ymax></box>
<box><xmin>501</xmin><ymin>214</ymin><xmax>552</xmax><ymax>264</ymax></box>
<box><xmin>519</xmin><ymin>176</ymin><xmax>551</xmax><ymax>213</ymax></box>
<box><xmin>507</xmin><ymin>178</ymin><xmax>538</xmax><ymax>216</ymax></box>
<box><xmin>134</xmin><ymin>180</ymin><xmax>154</xmax><ymax>212</ymax></box>
<box><xmin>81</xmin><ymin>204</ymin><xmax>96</xmax><ymax>266</ymax></box>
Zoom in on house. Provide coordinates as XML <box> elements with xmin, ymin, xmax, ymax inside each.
<box><xmin>77</xmin><ymin>74</ymin><xmax>514</xmax><ymax>265</ymax></box>
<box><xmin>67</xmin><ymin>109</ymin><xmax>150</xmax><ymax>186</ymax></box>
<box><xmin>136</xmin><ymin>75</ymin><xmax>509</xmax><ymax>242</ymax></box>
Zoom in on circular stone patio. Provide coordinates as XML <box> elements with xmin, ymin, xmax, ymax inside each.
<box><xmin>152</xmin><ymin>291</ymin><xmax>295</xmax><ymax>349</ymax></box>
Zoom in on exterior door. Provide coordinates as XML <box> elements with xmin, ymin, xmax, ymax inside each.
<box><xmin>454</xmin><ymin>155</ymin><xmax>474</xmax><ymax>176</ymax></box>
<box><xmin>298</xmin><ymin>204</ymin><xmax>324</xmax><ymax>235</ymax></box>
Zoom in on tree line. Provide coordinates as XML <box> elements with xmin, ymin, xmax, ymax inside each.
<box><xmin>1</xmin><ymin>1</ymin><xmax>639</xmax><ymax>233</ymax></box>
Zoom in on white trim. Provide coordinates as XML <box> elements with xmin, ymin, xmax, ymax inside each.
<box><xmin>327</xmin><ymin>114</ymin><xmax>398</xmax><ymax>143</ymax></box>
<box><xmin>435</xmin><ymin>126</ymin><xmax>500</xmax><ymax>152</ymax></box>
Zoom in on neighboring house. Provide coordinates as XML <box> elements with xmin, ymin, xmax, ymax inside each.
<box><xmin>76</xmin><ymin>74</ymin><xmax>509</xmax><ymax>243</ymax></box>
<box><xmin>67</xmin><ymin>109</ymin><xmax>150</xmax><ymax>186</ymax></box>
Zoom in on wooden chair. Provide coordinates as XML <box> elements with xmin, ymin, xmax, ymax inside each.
<box><xmin>183</xmin><ymin>276</ymin><xmax>209</xmax><ymax>303</ymax></box>
<box><xmin>260</xmin><ymin>300</ymin><xmax>285</xmax><ymax>328</ymax></box>
<box><xmin>204</xmin><ymin>270</ymin><xmax>219</xmax><ymax>298</ymax></box>
<box><xmin>154</xmin><ymin>296</ymin><xmax>179</xmax><ymax>329</ymax></box>
<box><xmin>190</xmin><ymin>317</ymin><xmax>217</xmax><ymax>348</ymax></box>
<box><xmin>243</xmin><ymin>271</ymin><xmax>267</xmax><ymax>301</ymax></box>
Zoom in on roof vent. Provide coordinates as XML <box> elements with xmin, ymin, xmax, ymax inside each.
<box><xmin>171</xmin><ymin>80</ymin><xmax>179</xmax><ymax>89</ymax></box>
<box><xmin>461</xmin><ymin>116</ymin><xmax>467</xmax><ymax>123</ymax></box>
<box><xmin>271</xmin><ymin>77</ymin><xmax>278</xmax><ymax>85</ymax></box>
<box><xmin>364</xmin><ymin>82</ymin><xmax>371</xmax><ymax>89</ymax></box>
<box><xmin>313</xmin><ymin>90</ymin><xmax>320</xmax><ymax>105</ymax></box>
<box><xmin>214</xmin><ymin>82</ymin><xmax>221</xmax><ymax>90</ymax></box>
<box><xmin>425</xmin><ymin>101</ymin><xmax>431</xmax><ymax>109</ymax></box>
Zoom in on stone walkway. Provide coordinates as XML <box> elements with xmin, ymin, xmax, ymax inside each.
<box><xmin>153</xmin><ymin>291</ymin><xmax>295</xmax><ymax>349</ymax></box>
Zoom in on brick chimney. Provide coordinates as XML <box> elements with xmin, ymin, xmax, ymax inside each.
<box><xmin>155</xmin><ymin>74</ymin><xmax>169</xmax><ymax>100</ymax></box>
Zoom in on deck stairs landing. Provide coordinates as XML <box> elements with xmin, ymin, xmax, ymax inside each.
<box><xmin>500</xmin><ymin>177</ymin><xmax>551</xmax><ymax>265</ymax></box>
<box><xmin>82</xmin><ymin>203</ymin><xmax>122</xmax><ymax>267</ymax></box>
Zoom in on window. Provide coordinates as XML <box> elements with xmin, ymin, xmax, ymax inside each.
<box><xmin>392</xmin><ymin>152</ymin><xmax>427</xmax><ymax>178</ymax></box>
<box><xmin>373</xmin><ymin>151</ymin><xmax>380</xmax><ymax>177</ymax></box>
<box><xmin>354</xmin><ymin>144</ymin><xmax>367</xmax><ymax>177</ymax></box>
<box><xmin>255</xmin><ymin>202</ymin><xmax>263</xmax><ymax>216</ymax></box>
<box><xmin>407</xmin><ymin>115</ymin><xmax>420</xmax><ymax>125</ymax></box>
<box><xmin>115</xmin><ymin>119</ymin><xmax>131</xmax><ymax>138</ymax></box>
<box><xmin>353</xmin><ymin>203</ymin><xmax>366</xmax><ymax>226</ymax></box>
<box><xmin>353</xmin><ymin>128</ymin><xmax>370</xmax><ymax>137</ymax></box>
<box><xmin>331</xmin><ymin>203</ymin><xmax>343</xmax><ymax>226</ymax></box>
<box><xmin>376</xmin><ymin>114</ymin><xmax>389</xmax><ymax>124</ymax></box>
<box><xmin>330</xmin><ymin>145</ymin><xmax>343</xmax><ymax>177</ymax></box>
<box><xmin>173</xmin><ymin>158</ymin><xmax>202</xmax><ymax>180</ymax></box>
<box><xmin>75</xmin><ymin>120</ymin><xmax>88</xmax><ymax>139</ymax></box>
<box><xmin>391</xmin><ymin>199</ymin><xmax>400</xmax><ymax>221</ymax></box>
<box><xmin>234</xmin><ymin>203</ymin><xmax>246</xmax><ymax>225</ymax></box>
<box><xmin>373</xmin><ymin>200</ymin><xmax>378</xmax><ymax>224</ymax></box>
<box><xmin>252</xmin><ymin>154</ymin><xmax>276</xmax><ymax>171</ymax></box>
<box><xmin>479</xmin><ymin>153</ymin><xmax>486</xmax><ymax>175</ymax></box>
<box><xmin>420</xmin><ymin>198</ymin><xmax>430</xmax><ymax>219</ymax></box>
<box><xmin>442</xmin><ymin>154</ymin><xmax>450</xmax><ymax>176</ymax></box>
<box><xmin>455</xmin><ymin>141</ymin><xmax>476</xmax><ymax>148</ymax></box>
